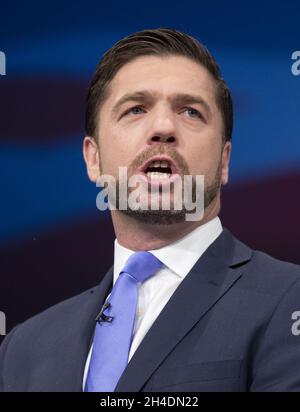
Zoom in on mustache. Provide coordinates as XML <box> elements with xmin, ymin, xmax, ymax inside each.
<box><xmin>129</xmin><ymin>145</ymin><xmax>190</xmax><ymax>176</ymax></box>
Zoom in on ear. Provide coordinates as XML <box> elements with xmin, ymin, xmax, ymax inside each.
<box><xmin>82</xmin><ymin>136</ymin><xmax>101</xmax><ymax>183</ymax></box>
<box><xmin>221</xmin><ymin>141</ymin><xmax>231</xmax><ymax>185</ymax></box>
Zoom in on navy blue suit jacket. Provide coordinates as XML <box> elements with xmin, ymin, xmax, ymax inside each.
<box><xmin>1</xmin><ymin>228</ymin><xmax>300</xmax><ymax>392</ymax></box>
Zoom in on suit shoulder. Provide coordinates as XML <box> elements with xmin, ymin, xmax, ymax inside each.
<box><xmin>251</xmin><ymin>249</ymin><xmax>300</xmax><ymax>277</ymax></box>
<box><xmin>7</xmin><ymin>285</ymin><xmax>98</xmax><ymax>340</ymax></box>
<box><xmin>224</xmin><ymin>228</ymin><xmax>300</xmax><ymax>290</ymax></box>
<box><xmin>244</xmin><ymin>248</ymin><xmax>300</xmax><ymax>296</ymax></box>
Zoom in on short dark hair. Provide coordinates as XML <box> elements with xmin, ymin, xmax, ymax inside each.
<box><xmin>85</xmin><ymin>28</ymin><xmax>233</xmax><ymax>142</ymax></box>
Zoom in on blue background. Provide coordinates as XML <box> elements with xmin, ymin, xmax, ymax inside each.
<box><xmin>0</xmin><ymin>0</ymin><xmax>299</xmax><ymax>338</ymax></box>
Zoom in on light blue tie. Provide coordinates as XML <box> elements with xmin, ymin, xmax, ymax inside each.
<box><xmin>85</xmin><ymin>251</ymin><xmax>163</xmax><ymax>392</ymax></box>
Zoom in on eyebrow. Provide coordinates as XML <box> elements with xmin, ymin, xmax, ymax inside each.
<box><xmin>111</xmin><ymin>91</ymin><xmax>154</xmax><ymax>116</ymax></box>
<box><xmin>171</xmin><ymin>93</ymin><xmax>212</xmax><ymax>118</ymax></box>
<box><xmin>111</xmin><ymin>90</ymin><xmax>212</xmax><ymax>118</ymax></box>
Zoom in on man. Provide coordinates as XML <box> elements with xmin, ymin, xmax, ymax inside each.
<box><xmin>1</xmin><ymin>28</ymin><xmax>300</xmax><ymax>392</ymax></box>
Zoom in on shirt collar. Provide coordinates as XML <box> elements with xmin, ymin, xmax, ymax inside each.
<box><xmin>113</xmin><ymin>216</ymin><xmax>223</xmax><ymax>283</ymax></box>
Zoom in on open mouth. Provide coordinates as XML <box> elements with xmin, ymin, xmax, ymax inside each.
<box><xmin>138</xmin><ymin>156</ymin><xmax>179</xmax><ymax>184</ymax></box>
<box><xmin>140</xmin><ymin>157</ymin><xmax>177</xmax><ymax>179</ymax></box>
<box><xmin>145</xmin><ymin>160</ymin><xmax>173</xmax><ymax>179</ymax></box>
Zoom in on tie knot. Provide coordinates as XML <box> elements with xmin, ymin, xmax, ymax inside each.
<box><xmin>120</xmin><ymin>251</ymin><xmax>163</xmax><ymax>283</ymax></box>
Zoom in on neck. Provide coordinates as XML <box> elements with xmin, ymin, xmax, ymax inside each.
<box><xmin>111</xmin><ymin>197</ymin><xmax>220</xmax><ymax>251</ymax></box>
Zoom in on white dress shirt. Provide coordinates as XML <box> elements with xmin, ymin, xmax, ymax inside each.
<box><xmin>82</xmin><ymin>216</ymin><xmax>223</xmax><ymax>390</ymax></box>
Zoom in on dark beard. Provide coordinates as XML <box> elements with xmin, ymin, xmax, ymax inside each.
<box><xmin>111</xmin><ymin>163</ymin><xmax>221</xmax><ymax>225</ymax></box>
<box><xmin>120</xmin><ymin>207</ymin><xmax>187</xmax><ymax>225</ymax></box>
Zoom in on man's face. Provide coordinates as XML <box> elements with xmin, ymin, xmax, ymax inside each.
<box><xmin>83</xmin><ymin>55</ymin><xmax>231</xmax><ymax>223</ymax></box>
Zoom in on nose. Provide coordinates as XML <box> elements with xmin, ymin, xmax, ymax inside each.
<box><xmin>150</xmin><ymin>134</ymin><xmax>176</xmax><ymax>145</ymax></box>
<box><xmin>146</xmin><ymin>105</ymin><xmax>177</xmax><ymax>147</ymax></box>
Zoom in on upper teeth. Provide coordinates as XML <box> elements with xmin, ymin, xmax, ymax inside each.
<box><xmin>149</xmin><ymin>160</ymin><xmax>170</xmax><ymax>168</ymax></box>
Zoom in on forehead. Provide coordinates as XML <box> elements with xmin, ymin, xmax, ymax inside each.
<box><xmin>102</xmin><ymin>55</ymin><xmax>218</xmax><ymax>110</ymax></box>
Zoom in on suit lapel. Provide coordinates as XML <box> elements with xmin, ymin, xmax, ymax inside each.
<box><xmin>115</xmin><ymin>228</ymin><xmax>252</xmax><ymax>392</ymax></box>
<box><xmin>57</xmin><ymin>265</ymin><xmax>113</xmax><ymax>392</ymax></box>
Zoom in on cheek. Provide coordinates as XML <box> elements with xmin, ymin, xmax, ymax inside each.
<box><xmin>98</xmin><ymin>127</ymin><xmax>137</xmax><ymax>175</ymax></box>
<box><xmin>187</xmin><ymin>140</ymin><xmax>221</xmax><ymax>175</ymax></box>
<box><xmin>101</xmin><ymin>118</ymin><xmax>145</xmax><ymax>161</ymax></box>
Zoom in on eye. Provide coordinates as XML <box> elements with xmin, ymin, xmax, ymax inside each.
<box><xmin>124</xmin><ymin>106</ymin><xmax>146</xmax><ymax>116</ymax></box>
<box><xmin>182</xmin><ymin>107</ymin><xmax>203</xmax><ymax>119</ymax></box>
